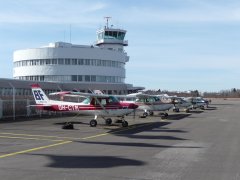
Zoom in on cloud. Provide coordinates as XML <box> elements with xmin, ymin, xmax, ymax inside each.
<box><xmin>0</xmin><ymin>1</ymin><xmax>107</xmax><ymax>24</ymax></box>
<box><xmin>120</xmin><ymin>1</ymin><xmax>240</xmax><ymax>24</ymax></box>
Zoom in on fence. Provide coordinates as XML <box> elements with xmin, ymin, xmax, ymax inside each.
<box><xmin>0</xmin><ymin>98</ymin><xmax>67</xmax><ymax>120</ymax></box>
<box><xmin>0</xmin><ymin>98</ymin><xmax>37</xmax><ymax>120</ymax></box>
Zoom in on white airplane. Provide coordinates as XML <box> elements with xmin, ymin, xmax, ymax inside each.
<box><xmin>119</xmin><ymin>93</ymin><xmax>174</xmax><ymax>118</ymax></box>
<box><xmin>157</xmin><ymin>94</ymin><xmax>192</xmax><ymax>113</ymax></box>
<box><xmin>31</xmin><ymin>84</ymin><xmax>138</xmax><ymax>128</ymax></box>
<box><xmin>183</xmin><ymin>97</ymin><xmax>208</xmax><ymax>110</ymax></box>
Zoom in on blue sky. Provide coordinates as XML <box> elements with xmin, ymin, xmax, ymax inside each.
<box><xmin>0</xmin><ymin>0</ymin><xmax>240</xmax><ymax>92</ymax></box>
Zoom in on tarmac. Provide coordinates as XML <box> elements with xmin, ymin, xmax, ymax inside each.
<box><xmin>0</xmin><ymin>99</ymin><xmax>240</xmax><ymax>180</ymax></box>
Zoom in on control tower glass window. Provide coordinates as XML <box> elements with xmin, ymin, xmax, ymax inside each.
<box><xmin>104</xmin><ymin>31</ymin><xmax>125</xmax><ymax>40</ymax></box>
<box><xmin>117</xmin><ymin>32</ymin><xmax>125</xmax><ymax>40</ymax></box>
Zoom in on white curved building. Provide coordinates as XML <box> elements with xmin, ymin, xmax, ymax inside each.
<box><xmin>13</xmin><ymin>24</ymin><xmax>129</xmax><ymax>85</ymax></box>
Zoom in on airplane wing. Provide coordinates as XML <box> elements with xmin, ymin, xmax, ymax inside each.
<box><xmin>49</xmin><ymin>91</ymin><xmax>116</xmax><ymax>99</ymax></box>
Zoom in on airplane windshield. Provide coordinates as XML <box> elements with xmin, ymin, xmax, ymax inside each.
<box><xmin>82</xmin><ymin>98</ymin><xmax>90</xmax><ymax>104</ymax></box>
<box><xmin>109</xmin><ymin>96</ymin><xmax>119</xmax><ymax>103</ymax></box>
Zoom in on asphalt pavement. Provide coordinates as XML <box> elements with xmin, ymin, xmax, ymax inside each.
<box><xmin>0</xmin><ymin>99</ymin><xmax>240</xmax><ymax>180</ymax></box>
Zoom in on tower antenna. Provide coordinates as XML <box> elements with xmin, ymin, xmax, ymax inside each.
<box><xmin>69</xmin><ymin>24</ymin><xmax>72</xmax><ymax>43</ymax></box>
<box><xmin>104</xmin><ymin>16</ymin><xmax>111</xmax><ymax>28</ymax></box>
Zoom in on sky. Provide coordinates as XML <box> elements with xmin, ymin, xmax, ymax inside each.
<box><xmin>0</xmin><ymin>0</ymin><xmax>240</xmax><ymax>92</ymax></box>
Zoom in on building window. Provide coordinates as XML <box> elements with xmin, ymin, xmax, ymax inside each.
<box><xmin>91</xmin><ymin>75</ymin><xmax>96</xmax><ymax>82</ymax></box>
<box><xmin>78</xmin><ymin>59</ymin><xmax>84</xmax><ymax>65</ymax></box>
<box><xmin>52</xmin><ymin>59</ymin><xmax>58</xmax><ymax>64</ymax></box>
<box><xmin>40</xmin><ymin>76</ymin><xmax>44</xmax><ymax>81</ymax></box>
<box><xmin>72</xmin><ymin>75</ymin><xmax>77</xmax><ymax>81</ymax></box>
<box><xmin>85</xmin><ymin>75</ymin><xmax>90</xmax><ymax>82</ymax></box>
<box><xmin>58</xmin><ymin>58</ymin><xmax>64</xmax><ymax>64</ymax></box>
<box><xmin>78</xmin><ymin>75</ymin><xmax>82</xmax><ymax>81</ymax></box>
<box><xmin>72</xmin><ymin>59</ymin><xmax>77</xmax><ymax>65</ymax></box>
<box><xmin>65</xmin><ymin>59</ymin><xmax>71</xmax><ymax>65</ymax></box>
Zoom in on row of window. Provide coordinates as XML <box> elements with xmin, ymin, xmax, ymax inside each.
<box><xmin>0</xmin><ymin>88</ymin><xmax>56</xmax><ymax>96</ymax></box>
<box><xmin>16</xmin><ymin>75</ymin><xmax>125</xmax><ymax>83</ymax></box>
<box><xmin>14</xmin><ymin>58</ymin><xmax>125</xmax><ymax>68</ymax></box>
<box><xmin>97</xmin><ymin>31</ymin><xmax>126</xmax><ymax>41</ymax></box>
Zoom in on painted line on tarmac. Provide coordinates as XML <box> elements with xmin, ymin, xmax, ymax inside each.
<box><xmin>81</xmin><ymin>122</ymin><xmax>155</xmax><ymax>140</ymax></box>
<box><xmin>0</xmin><ymin>135</ymin><xmax>65</xmax><ymax>142</ymax></box>
<box><xmin>0</xmin><ymin>132</ymin><xmax>74</xmax><ymax>140</ymax></box>
<box><xmin>0</xmin><ymin>122</ymin><xmax>160</xmax><ymax>141</ymax></box>
<box><xmin>0</xmin><ymin>140</ymin><xmax>72</xmax><ymax>159</ymax></box>
<box><xmin>0</xmin><ymin>121</ymin><xmax>162</xmax><ymax>158</ymax></box>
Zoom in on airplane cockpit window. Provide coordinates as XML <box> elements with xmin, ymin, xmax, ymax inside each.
<box><xmin>101</xmin><ymin>99</ymin><xmax>107</xmax><ymax>105</ymax></box>
<box><xmin>109</xmin><ymin>96</ymin><xmax>119</xmax><ymax>103</ymax></box>
<box><xmin>147</xmin><ymin>97</ymin><xmax>155</xmax><ymax>103</ymax></box>
<box><xmin>136</xmin><ymin>98</ymin><xmax>145</xmax><ymax>103</ymax></box>
<box><xmin>82</xmin><ymin>98</ymin><xmax>90</xmax><ymax>104</ymax></box>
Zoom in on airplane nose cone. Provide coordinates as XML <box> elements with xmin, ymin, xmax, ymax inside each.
<box><xmin>128</xmin><ymin>103</ymin><xmax>138</xmax><ymax>109</ymax></box>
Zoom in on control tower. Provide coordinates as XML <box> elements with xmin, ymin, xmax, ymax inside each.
<box><xmin>95</xmin><ymin>17</ymin><xmax>128</xmax><ymax>52</ymax></box>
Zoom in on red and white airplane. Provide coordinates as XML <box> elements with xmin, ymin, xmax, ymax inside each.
<box><xmin>31</xmin><ymin>84</ymin><xmax>138</xmax><ymax>127</ymax></box>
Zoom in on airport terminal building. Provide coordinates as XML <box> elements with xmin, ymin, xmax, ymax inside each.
<box><xmin>11</xmin><ymin>22</ymin><xmax>142</xmax><ymax>94</ymax></box>
<box><xmin>0</xmin><ymin>21</ymin><xmax>143</xmax><ymax>119</ymax></box>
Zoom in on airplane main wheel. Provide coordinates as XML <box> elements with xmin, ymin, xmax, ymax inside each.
<box><xmin>149</xmin><ymin>111</ymin><xmax>154</xmax><ymax>116</ymax></box>
<box><xmin>143</xmin><ymin>112</ymin><xmax>148</xmax><ymax>118</ymax></box>
<box><xmin>122</xmin><ymin>121</ymin><xmax>128</xmax><ymax>127</ymax></box>
<box><xmin>174</xmin><ymin>108</ymin><xmax>179</xmax><ymax>112</ymax></box>
<box><xmin>164</xmin><ymin>113</ymin><xmax>168</xmax><ymax>117</ymax></box>
<box><xmin>90</xmin><ymin>119</ymin><xmax>97</xmax><ymax>127</ymax></box>
<box><xmin>105</xmin><ymin>118</ymin><xmax>112</xmax><ymax>125</ymax></box>
<box><xmin>62</xmin><ymin>122</ymin><xmax>74</xmax><ymax>129</ymax></box>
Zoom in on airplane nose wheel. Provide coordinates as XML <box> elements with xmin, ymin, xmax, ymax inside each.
<box><xmin>90</xmin><ymin>119</ymin><xmax>97</xmax><ymax>127</ymax></box>
<box><xmin>122</xmin><ymin>121</ymin><xmax>128</xmax><ymax>127</ymax></box>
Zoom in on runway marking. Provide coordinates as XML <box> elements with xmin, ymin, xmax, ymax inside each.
<box><xmin>0</xmin><ymin>122</ymin><xmax>155</xmax><ymax>141</ymax></box>
<box><xmin>0</xmin><ymin>122</ymin><xmax>159</xmax><ymax>141</ymax></box>
<box><xmin>81</xmin><ymin>122</ymin><xmax>155</xmax><ymax>140</ymax></box>
<box><xmin>0</xmin><ymin>140</ymin><xmax>72</xmax><ymax>159</ymax></box>
<box><xmin>0</xmin><ymin>132</ymin><xmax>74</xmax><ymax>140</ymax></box>
<box><xmin>0</xmin><ymin>135</ymin><xmax>64</xmax><ymax>142</ymax></box>
<box><xmin>0</xmin><ymin>121</ymin><xmax>160</xmax><ymax>158</ymax></box>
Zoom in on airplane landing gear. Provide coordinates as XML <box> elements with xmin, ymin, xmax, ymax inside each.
<box><xmin>105</xmin><ymin>118</ymin><xmax>112</xmax><ymax>125</ymax></box>
<box><xmin>173</xmin><ymin>108</ymin><xmax>179</xmax><ymax>112</ymax></box>
<box><xmin>149</xmin><ymin>111</ymin><xmax>154</xmax><ymax>116</ymax></box>
<box><xmin>90</xmin><ymin>119</ymin><xmax>97</xmax><ymax>127</ymax></box>
<box><xmin>160</xmin><ymin>112</ymin><xmax>168</xmax><ymax>119</ymax></box>
<box><xmin>62</xmin><ymin>122</ymin><xmax>74</xmax><ymax>129</ymax></box>
<box><xmin>141</xmin><ymin>112</ymin><xmax>148</xmax><ymax>118</ymax></box>
<box><xmin>122</xmin><ymin>120</ymin><xmax>128</xmax><ymax>127</ymax></box>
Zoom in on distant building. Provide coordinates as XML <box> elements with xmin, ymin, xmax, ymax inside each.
<box><xmin>12</xmin><ymin>19</ymin><xmax>143</xmax><ymax>94</ymax></box>
<box><xmin>2</xmin><ymin>20</ymin><xmax>143</xmax><ymax>97</ymax></box>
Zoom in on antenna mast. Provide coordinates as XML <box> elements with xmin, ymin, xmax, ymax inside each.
<box><xmin>104</xmin><ymin>16</ymin><xmax>111</xmax><ymax>28</ymax></box>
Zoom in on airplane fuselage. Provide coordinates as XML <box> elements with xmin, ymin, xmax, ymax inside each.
<box><xmin>35</xmin><ymin>100</ymin><xmax>135</xmax><ymax>117</ymax></box>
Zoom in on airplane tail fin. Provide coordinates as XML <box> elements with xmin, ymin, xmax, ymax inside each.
<box><xmin>31</xmin><ymin>84</ymin><xmax>50</xmax><ymax>104</ymax></box>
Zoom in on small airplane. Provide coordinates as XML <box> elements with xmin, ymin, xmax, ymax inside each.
<box><xmin>119</xmin><ymin>92</ymin><xmax>174</xmax><ymax>118</ymax></box>
<box><xmin>157</xmin><ymin>94</ymin><xmax>192</xmax><ymax>113</ymax></box>
<box><xmin>31</xmin><ymin>84</ymin><xmax>138</xmax><ymax>128</ymax></box>
<box><xmin>183</xmin><ymin>97</ymin><xmax>208</xmax><ymax>110</ymax></box>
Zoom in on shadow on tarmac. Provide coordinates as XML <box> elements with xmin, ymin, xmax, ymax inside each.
<box><xmin>189</xmin><ymin>110</ymin><xmax>204</xmax><ymax>114</ymax></box>
<box><xmin>33</xmin><ymin>154</ymin><xmax>145</xmax><ymax>168</ymax></box>
<box><xmin>205</xmin><ymin>106</ymin><xmax>217</xmax><ymax>110</ymax></box>
<box><xmin>103</xmin><ymin>121</ymin><xmax>189</xmax><ymax>141</ymax></box>
<box><xmin>78</xmin><ymin>141</ymin><xmax>203</xmax><ymax>149</ymax></box>
<box><xmin>167</xmin><ymin>113</ymin><xmax>191</xmax><ymax>120</ymax></box>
